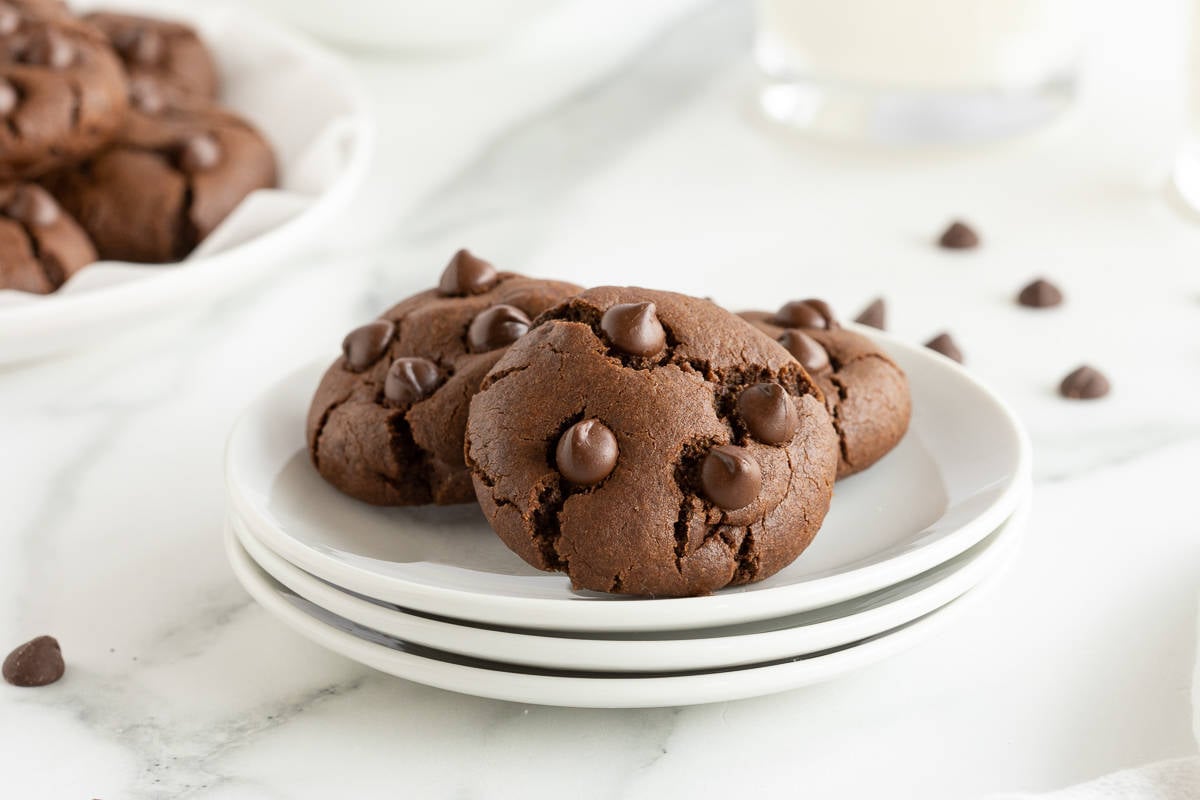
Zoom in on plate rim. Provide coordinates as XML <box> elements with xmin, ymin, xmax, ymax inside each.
<box><xmin>230</xmin><ymin>496</ymin><xmax>1028</xmax><ymax>671</ymax></box>
<box><xmin>225</xmin><ymin>330</ymin><xmax>1033</xmax><ymax>632</ymax></box>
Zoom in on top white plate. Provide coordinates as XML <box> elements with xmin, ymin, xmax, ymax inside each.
<box><xmin>226</xmin><ymin>327</ymin><xmax>1031</xmax><ymax>632</ymax></box>
<box><xmin>0</xmin><ymin>1</ymin><xmax>374</xmax><ymax>364</ymax></box>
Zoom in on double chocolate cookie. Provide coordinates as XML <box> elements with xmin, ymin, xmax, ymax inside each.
<box><xmin>86</xmin><ymin>12</ymin><xmax>218</xmax><ymax>112</ymax></box>
<box><xmin>0</xmin><ymin>0</ymin><xmax>129</xmax><ymax>180</ymax></box>
<box><xmin>466</xmin><ymin>287</ymin><xmax>839</xmax><ymax>598</ymax></box>
<box><xmin>0</xmin><ymin>183</ymin><xmax>96</xmax><ymax>292</ymax></box>
<box><xmin>43</xmin><ymin>104</ymin><xmax>276</xmax><ymax>263</ymax></box>
<box><xmin>741</xmin><ymin>299</ymin><xmax>910</xmax><ymax>478</ymax></box>
<box><xmin>307</xmin><ymin>251</ymin><xmax>582</xmax><ymax>506</ymax></box>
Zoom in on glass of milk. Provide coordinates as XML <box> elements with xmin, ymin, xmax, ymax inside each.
<box><xmin>755</xmin><ymin>0</ymin><xmax>1085</xmax><ymax>145</ymax></box>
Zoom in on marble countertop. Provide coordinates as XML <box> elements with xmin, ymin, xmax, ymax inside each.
<box><xmin>2</xmin><ymin>0</ymin><xmax>1199</xmax><ymax>797</ymax></box>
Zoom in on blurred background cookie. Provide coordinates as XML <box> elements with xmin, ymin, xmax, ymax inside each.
<box><xmin>0</xmin><ymin>183</ymin><xmax>96</xmax><ymax>293</ymax></box>
<box><xmin>42</xmin><ymin>104</ymin><xmax>276</xmax><ymax>263</ymax></box>
<box><xmin>0</xmin><ymin>0</ymin><xmax>130</xmax><ymax>180</ymax></box>
<box><xmin>86</xmin><ymin>11</ymin><xmax>218</xmax><ymax>112</ymax></box>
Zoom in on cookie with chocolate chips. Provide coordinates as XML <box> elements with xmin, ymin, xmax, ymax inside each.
<box><xmin>86</xmin><ymin>12</ymin><xmax>218</xmax><ymax>111</ymax></box>
<box><xmin>0</xmin><ymin>183</ymin><xmax>96</xmax><ymax>292</ymax></box>
<box><xmin>741</xmin><ymin>299</ymin><xmax>911</xmax><ymax>479</ymax></box>
<box><xmin>307</xmin><ymin>251</ymin><xmax>582</xmax><ymax>506</ymax></box>
<box><xmin>0</xmin><ymin>0</ymin><xmax>130</xmax><ymax>180</ymax></box>
<box><xmin>42</xmin><ymin>104</ymin><xmax>276</xmax><ymax>262</ymax></box>
<box><xmin>466</xmin><ymin>287</ymin><xmax>839</xmax><ymax>598</ymax></box>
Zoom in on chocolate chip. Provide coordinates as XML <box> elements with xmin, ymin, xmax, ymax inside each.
<box><xmin>555</xmin><ymin>419</ymin><xmax>618</xmax><ymax>486</ymax></box>
<box><xmin>438</xmin><ymin>249</ymin><xmax>498</xmax><ymax>296</ymax></box>
<box><xmin>341</xmin><ymin>320</ymin><xmax>394</xmax><ymax>372</ymax></box>
<box><xmin>777</xmin><ymin>329</ymin><xmax>830</xmax><ymax>374</ymax></box>
<box><xmin>938</xmin><ymin>220</ymin><xmax>979</xmax><ymax>250</ymax></box>
<box><xmin>6</xmin><ymin>185</ymin><xmax>60</xmax><ymax>227</ymax></box>
<box><xmin>0</xmin><ymin>78</ymin><xmax>17</xmax><ymax>116</ymax></box>
<box><xmin>384</xmin><ymin>357</ymin><xmax>442</xmax><ymax>408</ymax></box>
<box><xmin>737</xmin><ymin>383</ymin><xmax>799</xmax><ymax>445</ymax></box>
<box><xmin>924</xmin><ymin>332</ymin><xmax>963</xmax><ymax>364</ymax></box>
<box><xmin>1059</xmin><ymin>365</ymin><xmax>1109</xmax><ymax>399</ymax></box>
<box><xmin>855</xmin><ymin>297</ymin><xmax>886</xmax><ymax>330</ymax></box>
<box><xmin>772</xmin><ymin>299</ymin><xmax>837</xmax><ymax>329</ymax></box>
<box><xmin>1017</xmin><ymin>278</ymin><xmax>1063</xmax><ymax>308</ymax></box>
<box><xmin>21</xmin><ymin>29</ymin><xmax>75</xmax><ymax>69</ymax></box>
<box><xmin>600</xmin><ymin>301</ymin><xmax>666</xmax><ymax>357</ymax></box>
<box><xmin>178</xmin><ymin>134</ymin><xmax>221</xmax><ymax>172</ymax></box>
<box><xmin>700</xmin><ymin>445</ymin><xmax>761</xmax><ymax>510</ymax></box>
<box><xmin>467</xmin><ymin>304</ymin><xmax>530</xmax><ymax>353</ymax></box>
<box><xmin>117</xmin><ymin>27</ymin><xmax>164</xmax><ymax>65</ymax></box>
<box><xmin>3</xmin><ymin>636</ymin><xmax>64</xmax><ymax>687</ymax></box>
<box><xmin>129</xmin><ymin>75</ymin><xmax>165</xmax><ymax>114</ymax></box>
<box><xmin>0</xmin><ymin>5</ymin><xmax>19</xmax><ymax>36</ymax></box>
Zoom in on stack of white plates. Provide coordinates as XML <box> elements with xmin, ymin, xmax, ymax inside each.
<box><xmin>225</xmin><ymin>331</ymin><xmax>1032</xmax><ymax>708</ymax></box>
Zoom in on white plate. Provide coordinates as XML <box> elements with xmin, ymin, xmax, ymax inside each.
<box><xmin>226</xmin><ymin>329</ymin><xmax>1031</xmax><ymax>632</ymax></box>
<box><xmin>226</xmin><ymin>520</ymin><xmax>1022</xmax><ymax>708</ymax></box>
<box><xmin>229</xmin><ymin>494</ymin><xmax>1028</xmax><ymax>672</ymax></box>
<box><xmin>0</xmin><ymin>1</ymin><xmax>374</xmax><ymax>364</ymax></box>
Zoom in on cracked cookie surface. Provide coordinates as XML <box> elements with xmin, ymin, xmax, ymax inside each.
<box><xmin>0</xmin><ymin>0</ymin><xmax>130</xmax><ymax>181</ymax></box>
<box><xmin>466</xmin><ymin>287</ymin><xmax>839</xmax><ymax>598</ymax></box>
<box><xmin>0</xmin><ymin>182</ymin><xmax>95</xmax><ymax>292</ymax></box>
<box><xmin>86</xmin><ymin>11</ymin><xmax>218</xmax><ymax>111</ymax></box>
<box><xmin>307</xmin><ymin>253</ymin><xmax>581</xmax><ymax>507</ymax></box>
<box><xmin>741</xmin><ymin>300</ymin><xmax>911</xmax><ymax>479</ymax></box>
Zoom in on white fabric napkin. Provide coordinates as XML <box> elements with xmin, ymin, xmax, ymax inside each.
<box><xmin>988</xmin><ymin>597</ymin><xmax>1200</xmax><ymax>799</ymax></box>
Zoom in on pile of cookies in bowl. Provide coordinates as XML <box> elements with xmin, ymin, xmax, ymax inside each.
<box><xmin>224</xmin><ymin>251</ymin><xmax>1030</xmax><ymax>706</ymax></box>
<box><xmin>0</xmin><ymin>0</ymin><xmax>275</xmax><ymax>293</ymax></box>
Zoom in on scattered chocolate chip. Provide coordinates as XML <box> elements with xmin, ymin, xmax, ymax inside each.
<box><xmin>938</xmin><ymin>220</ymin><xmax>980</xmax><ymax>250</ymax></box>
<box><xmin>1017</xmin><ymin>278</ymin><xmax>1063</xmax><ymax>308</ymax></box>
<box><xmin>700</xmin><ymin>445</ymin><xmax>762</xmax><ymax>510</ymax></box>
<box><xmin>600</xmin><ymin>301</ymin><xmax>666</xmax><ymax>358</ymax></box>
<box><xmin>467</xmin><ymin>304</ymin><xmax>530</xmax><ymax>353</ymax></box>
<box><xmin>129</xmin><ymin>75</ymin><xmax>165</xmax><ymax>114</ymax></box>
<box><xmin>177</xmin><ymin>134</ymin><xmax>221</xmax><ymax>172</ymax></box>
<box><xmin>555</xmin><ymin>419</ymin><xmax>618</xmax><ymax>486</ymax></box>
<box><xmin>6</xmin><ymin>185</ymin><xmax>59</xmax><ymax>227</ymax></box>
<box><xmin>0</xmin><ymin>78</ymin><xmax>17</xmax><ymax>117</ymax></box>
<box><xmin>772</xmin><ymin>299</ymin><xmax>837</xmax><ymax>329</ymax></box>
<box><xmin>1059</xmin><ymin>365</ymin><xmax>1109</xmax><ymax>399</ymax></box>
<box><xmin>384</xmin><ymin>357</ymin><xmax>442</xmax><ymax>408</ymax></box>
<box><xmin>341</xmin><ymin>320</ymin><xmax>394</xmax><ymax>372</ymax></box>
<box><xmin>854</xmin><ymin>297</ymin><xmax>886</xmax><ymax>330</ymax></box>
<box><xmin>924</xmin><ymin>332</ymin><xmax>963</xmax><ymax>363</ymax></box>
<box><xmin>21</xmin><ymin>29</ymin><xmax>75</xmax><ymax>69</ymax></box>
<box><xmin>737</xmin><ymin>383</ymin><xmax>799</xmax><ymax>445</ymax></box>
<box><xmin>438</xmin><ymin>249</ymin><xmax>498</xmax><ymax>297</ymax></box>
<box><xmin>0</xmin><ymin>5</ymin><xmax>19</xmax><ymax>37</ymax></box>
<box><xmin>777</xmin><ymin>329</ymin><xmax>831</xmax><ymax>374</ymax></box>
<box><xmin>3</xmin><ymin>636</ymin><xmax>64</xmax><ymax>687</ymax></box>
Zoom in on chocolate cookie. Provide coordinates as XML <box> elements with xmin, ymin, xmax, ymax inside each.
<box><xmin>42</xmin><ymin>104</ymin><xmax>276</xmax><ymax>262</ymax></box>
<box><xmin>0</xmin><ymin>183</ymin><xmax>96</xmax><ymax>292</ymax></box>
<box><xmin>741</xmin><ymin>299</ymin><xmax>911</xmax><ymax>479</ymax></box>
<box><xmin>86</xmin><ymin>12</ymin><xmax>218</xmax><ymax>112</ymax></box>
<box><xmin>0</xmin><ymin>0</ymin><xmax>130</xmax><ymax>180</ymax></box>
<box><xmin>466</xmin><ymin>287</ymin><xmax>839</xmax><ymax>598</ymax></box>
<box><xmin>307</xmin><ymin>252</ymin><xmax>582</xmax><ymax>507</ymax></box>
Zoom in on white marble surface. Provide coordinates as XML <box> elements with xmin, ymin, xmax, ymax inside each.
<box><xmin>2</xmin><ymin>0</ymin><xmax>1200</xmax><ymax>797</ymax></box>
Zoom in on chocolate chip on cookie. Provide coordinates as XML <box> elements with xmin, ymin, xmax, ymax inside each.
<box><xmin>0</xmin><ymin>1</ymin><xmax>130</xmax><ymax>180</ymax></box>
<box><xmin>742</xmin><ymin>300</ymin><xmax>911</xmax><ymax>479</ymax></box>
<box><xmin>0</xmin><ymin>182</ymin><xmax>96</xmax><ymax>293</ymax></box>
<box><xmin>307</xmin><ymin>260</ymin><xmax>581</xmax><ymax>506</ymax></box>
<box><xmin>86</xmin><ymin>12</ymin><xmax>218</xmax><ymax>111</ymax></box>
<box><xmin>467</xmin><ymin>287</ymin><xmax>839</xmax><ymax>597</ymax></box>
<box><xmin>43</xmin><ymin>104</ymin><xmax>276</xmax><ymax>263</ymax></box>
